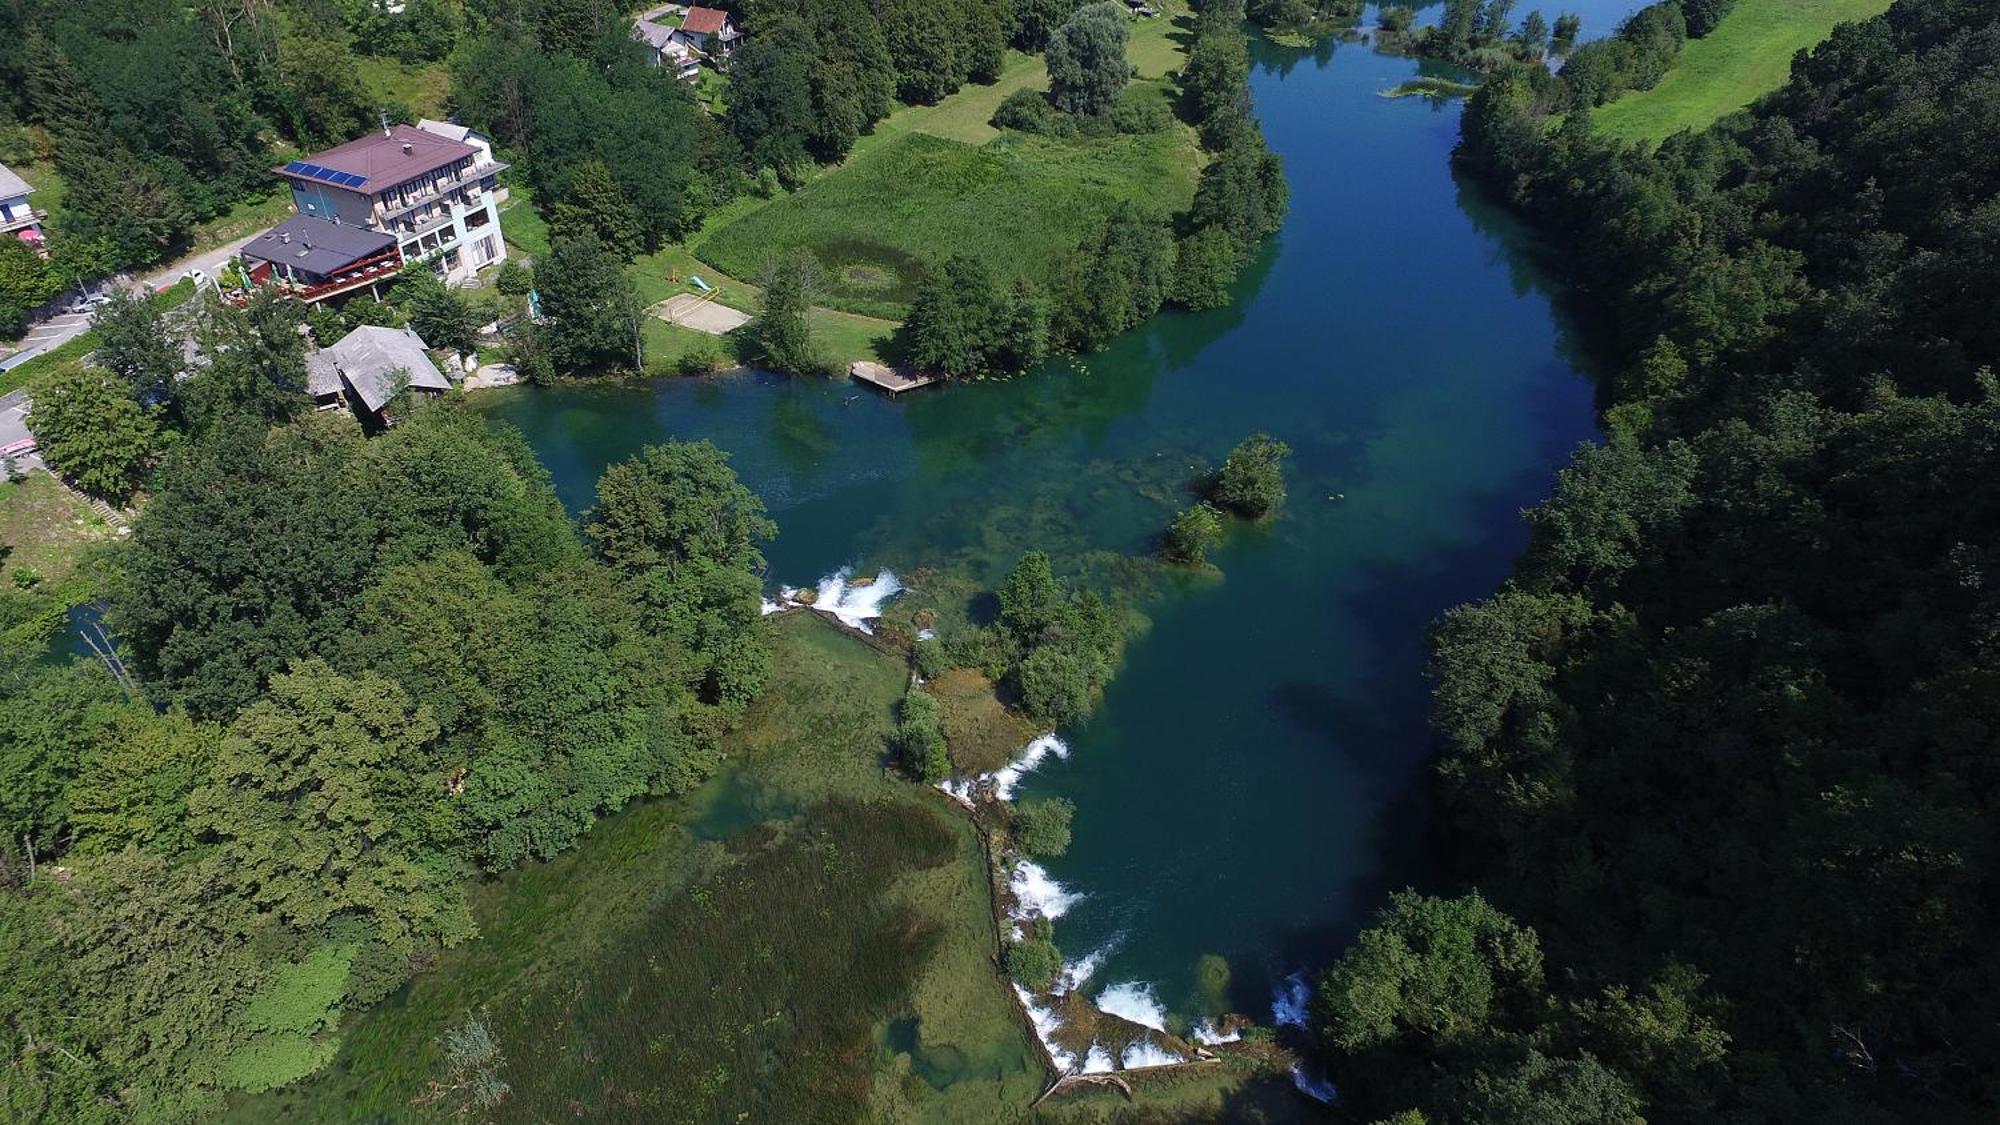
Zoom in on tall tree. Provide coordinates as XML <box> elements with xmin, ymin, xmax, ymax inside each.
<box><xmin>532</xmin><ymin>233</ymin><xmax>643</xmax><ymax>374</ymax></box>
<box><xmin>1046</xmin><ymin>1</ymin><xmax>1133</xmax><ymax>116</ymax></box>
<box><xmin>754</xmin><ymin>251</ymin><xmax>823</xmax><ymax>375</ymax></box>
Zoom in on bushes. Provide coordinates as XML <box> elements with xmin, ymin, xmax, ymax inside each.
<box><xmin>1007</xmin><ymin>918</ymin><xmax>1064</xmax><ymax>991</ymax></box>
<box><xmin>905</xmin><ymin>254</ymin><xmax>1049</xmax><ymax>378</ymax></box>
<box><xmin>1015</xmin><ymin>797</ymin><xmax>1076</xmax><ymax>857</ymax></box>
<box><xmin>26</xmin><ymin>362</ymin><xmax>159</xmax><ymax>502</ymax></box>
<box><xmin>1210</xmin><ymin>433</ymin><xmax>1291</xmax><ymax>516</ymax></box>
<box><xmin>1046</xmin><ymin>2</ymin><xmax>1134</xmax><ymax>117</ymax></box>
<box><xmin>1163</xmin><ymin>503</ymin><xmax>1224</xmax><ymax>565</ymax></box>
<box><xmin>893</xmin><ymin>690</ymin><xmax>950</xmax><ymax>780</ymax></box>
<box><xmin>1554</xmin><ymin>1</ymin><xmax>1689</xmax><ymax>106</ymax></box>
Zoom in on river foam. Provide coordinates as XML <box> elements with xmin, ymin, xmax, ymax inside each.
<box><xmin>936</xmin><ymin>732</ymin><xmax>1069</xmax><ymax>807</ymax></box>
<box><xmin>809</xmin><ymin>567</ymin><xmax>901</xmax><ymax>632</ymax></box>
<box><xmin>1010</xmin><ymin>860</ymin><xmax>1078</xmax><ymax>921</ymax></box>
<box><xmin>1291</xmin><ymin>1062</ymin><xmax>1338</xmax><ymax>1103</ymax></box>
<box><xmin>1191</xmin><ymin>1019</ymin><xmax>1242</xmax><ymax>1045</ymax></box>
<box><xmin>1121</xmin><ymin>1040</ymin><xmax>1183</xmax><ymax>1069</ymax></box>
<box><xmin>1096</xmin><ymin>981</ymin><xmax>1168</xmax><ymax>1033</ymax></box>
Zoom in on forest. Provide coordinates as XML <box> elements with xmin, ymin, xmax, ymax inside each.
<box><xmin>1312</xmin><ymin>1</ymin><xmax>2000</xmax><ymax>1122</ymax></box>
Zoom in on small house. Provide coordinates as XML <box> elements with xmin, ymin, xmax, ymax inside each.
<box><xmin>241</xmin><ymin>215</ymin><xmax>402</xmax><ymax>303</ymax></box>
<box><xmin>673</xmin><ymin>6</ymin><xmax>744</xmax><ymax>57</ymax></box>
<box><xmin>306</xmin><ymin>325</ymin><xmax>452</xmax><ymax>426</ymax></box>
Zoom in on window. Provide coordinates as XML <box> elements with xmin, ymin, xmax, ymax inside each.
<box><xmin>473</xmin><ymin>236</ymin><xmax>496</xmax><ymax>266</ymax></box>
<box><xmin>442</xmin><ymin>248</ymin><xmax>462</xmax><ymax>271</ymax></box>
<box><xmin>465</xmin><ymin>206</ymin><xmax>491</xmax><ymax>230</ymax></box>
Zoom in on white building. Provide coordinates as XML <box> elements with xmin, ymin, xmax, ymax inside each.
<box><xmin>273</xmin><ymin>121</ymin><xmax>507</xmax><ymax>285</ymax></box>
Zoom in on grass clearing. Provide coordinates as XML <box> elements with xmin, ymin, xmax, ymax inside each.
<box><xmin>188</xmin><ymin>188</ymin><xmax>299</xmax><ymax>254</ymax></box>
<box><xmin>17</xmin><ymin>161</ymin><xmax>65</xmax><ymax>218</ymax></box>
<box><xmin>354</xmin><ymin>56</ymin><xmax>452</xmax><ymax>121</ymax></box>
<box><xmin>1594</xmin><ymin>0</ymin><xmax>1893</xmax><ymax>144</ymax></box>
<box><xmin>697</xmin><ymin>129</ymin><xmax>1200</xmax><ymax>319</ymax></box>
<box><xmin>0</xmin><ymin>471</ymin><xmax>114</xmax><ymax>588</ymax></box>
<box><xmin>224</xmin><ymin>613</ymin><xmax>1040</xmax><ymax>1123</ymax></box>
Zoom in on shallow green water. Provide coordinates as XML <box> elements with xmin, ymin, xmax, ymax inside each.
<box><xmin>482</xmin><ymin>31</ymin><xmax>1609</xmax><ymax>1038</ymax></box>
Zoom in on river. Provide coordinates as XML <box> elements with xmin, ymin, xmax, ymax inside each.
<box><xmin>481</xmin><ymin>13</ymin><xmax>1626</xmax><ymax>1049</ymax></box>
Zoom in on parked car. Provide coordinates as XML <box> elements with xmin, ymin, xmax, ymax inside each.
<box><xmin>67</xmin><ymin>292</ymin><xmax>112</xmax><ymax>315</ymax></box>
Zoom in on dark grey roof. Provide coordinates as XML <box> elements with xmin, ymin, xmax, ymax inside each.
<box><xmin>242</xmin><ymin>216</ymin><xmax>396</xmax><ymax>278</ymax></box>
<box><xmin>317</xmin><ymin>325</ymin><xmax>451</xmax><ymax>414</ymax></box>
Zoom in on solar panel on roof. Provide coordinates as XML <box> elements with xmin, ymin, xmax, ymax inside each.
<box><xmin>283</xmin><ymin>161</ymin><xmax>367</xmax><ymax>189</ymax></box>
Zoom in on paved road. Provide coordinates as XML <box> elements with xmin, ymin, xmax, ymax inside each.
<box><xmin>0</xmin><ymin>389</ymin><xmax>30</xmax><ymax>447</ymax></box>
<box><xmin>0</xmin><ymin>228</ymin><xmax>270</xmax><ymax>373</ymax></box>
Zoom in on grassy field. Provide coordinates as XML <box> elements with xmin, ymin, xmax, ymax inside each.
<box><xmin>697</xmin><ymin>128</ymin><xmax>1200</xmax><ymax>319</ymax></box>
<box><xmin>682</xmin><ymin>3</ymin><xmax>1200</xmax><ymax>321</ymax></box>
<box><xmin>1593</xmin><ymin>0</ymin><xmax>1894</xmax><ymax>144</ymax></box>
<box><xmin>224</xmin><ymin>613</ymin><xmax>1042</xmax><ymax>1123</ymax></box>
<box><xmin>0</xmin><ymin>471</ymin><xmax>114</xmax><ymax>588</ymax></box>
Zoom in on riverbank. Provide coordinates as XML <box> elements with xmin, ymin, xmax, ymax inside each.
<box><xmin>1593</xmin><ymin>0</ymin><xmax>1894</xmax><ymax>143</ymax></box>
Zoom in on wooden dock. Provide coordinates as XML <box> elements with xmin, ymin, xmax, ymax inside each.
<box><xmin>850</xmin><ymin>361</ymin><xmax>939</xmax><ymax>396</ymax></box>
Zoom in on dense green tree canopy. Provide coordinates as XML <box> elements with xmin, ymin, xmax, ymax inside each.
<box><xmin>1383</xmin><ymin>2</ymin><xmax>2000</xmax><ymax>1120</ymax></box>
<box><xmin>26</xmin><ymin>361</ymin><xmax>159</xmax><ymax>501</ymax></box>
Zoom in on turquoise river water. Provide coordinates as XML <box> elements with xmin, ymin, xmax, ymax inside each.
<box><xmin>482</xmin><ymin>14</ymin><xmax>1633</xmax><ymax>1040</ymax></box>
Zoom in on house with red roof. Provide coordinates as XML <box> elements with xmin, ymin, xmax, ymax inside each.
<box><xmin>671</xmin><ymin>5</ymin><xmax>744</xmax><ymax>57</ymax></box>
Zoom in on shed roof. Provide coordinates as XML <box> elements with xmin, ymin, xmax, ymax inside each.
<box><xmin>318</xmin><ymin>325</ymin><xmax>451</xmax><ymax>413</ymax></box>
<box><xmin>242</xmin><ymin>215</ymin><xmax>396</xmax><ymax>278</ymax></box>
<box><xmin>277</xmin><ymin>125</ymin><xmax>477</xmax><ymax>195</ymax></box>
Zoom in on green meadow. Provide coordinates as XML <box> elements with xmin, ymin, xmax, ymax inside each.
<box><xmin>1593</xmin><ymin>0</ymin><xmax>1894</xmax><ymax>144</ymax></box>
<box><xmin>696</xmin><ymin>128</ymin><xmax>1201</xmax><ymax>320</ymax></box>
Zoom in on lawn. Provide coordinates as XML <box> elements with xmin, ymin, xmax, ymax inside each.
<box><xmin>187</xmin><ymin>186</ymin><xmax>301</xmax><ymax>256</ymax></box>
<box><xmin>633</xmin><ymin>243</ymin><xmax>901</xmax><ymax>369</ymax></box>
<box><xmin>696</xmin><ymin>128</ymin><xmax>1201</xmax><ymax>319</ymax></box>
<box><xmin>1593</xmin><ymin>0</ymin><xmax>1894</xmax><ymax>145</ymax></box>
<box><xmin>222</xmin><ymin>613</ymin><xmax>1042</xmax><ymax>1123</ymax></box>
<box><xmin>0</xmin><ymin>470</ymin><xmax>114</xmax><ymax>589</ymax></box>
